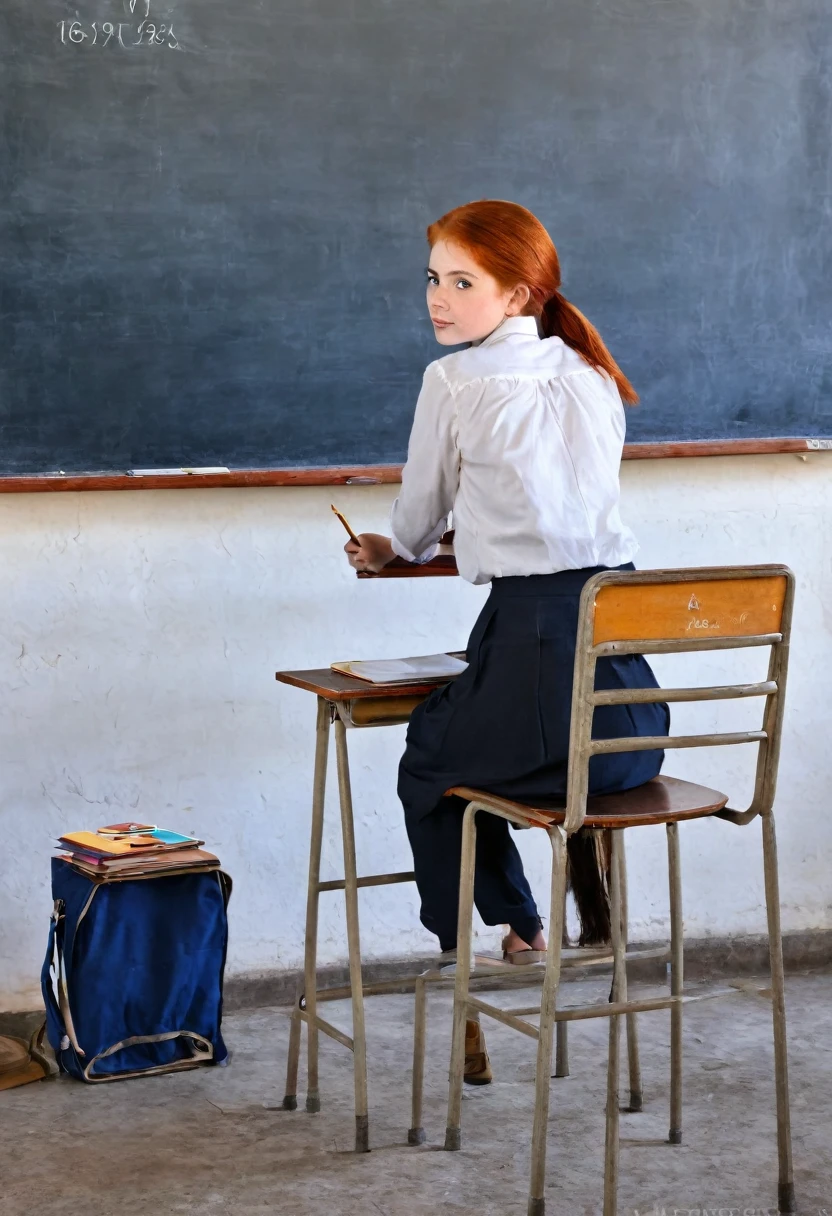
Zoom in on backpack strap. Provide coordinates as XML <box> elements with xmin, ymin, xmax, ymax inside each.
<box><xmin>82</xmin><ymin>1031</ymin><xmax>213</xmax><ymax>1082</ymax></box>
<box><xmin>28</xmin><ymin>1022</ymin><xmax>57</xmax><ymax>1077</ymax></box>
<box><xmin>42</xmin><ymin>899</ymin><xmax>85</xmax><ymax>1058</ymax></box>
<box><xmin>40</xmin><ymin>902</ymin><xmax>65</xmax><ymax>1044</ymax></box>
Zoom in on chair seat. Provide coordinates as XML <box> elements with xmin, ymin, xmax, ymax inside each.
<box><xmin>447</xmin><ymin>774</ymin><xmax>729</xmax><ymax>830</ymax></box>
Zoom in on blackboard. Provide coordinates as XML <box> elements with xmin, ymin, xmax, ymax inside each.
<box><xmin>2</xmin><ymin>0</ymin><xmax>831</xmax><ymax>476</ymax></box>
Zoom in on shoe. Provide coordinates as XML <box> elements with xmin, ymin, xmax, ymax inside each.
<box><xmin>502</xmin><ymin>918</ymin><xmax>547</xmax><ymax>965</ymax></box>
<box><xmin>501</xmin><ymin>934</ymin><xmax>546</xmax><ymax>965</ymax></box>
<box><xmin>464</xmin><ymin>1019</ymin><xmax>492</xmax><ymax>1086</ymax></box>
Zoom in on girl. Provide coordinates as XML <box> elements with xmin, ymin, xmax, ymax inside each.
<box><xmin>346</xmin><ymin>202</ymin><xmax>668</xmax><ymax>1075</ymax></box>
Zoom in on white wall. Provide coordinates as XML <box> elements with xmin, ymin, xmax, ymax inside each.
<box><xmin>1</xmin><ymin>453</ymin><xmax>830</xmax><ymax>1011</ymax></box>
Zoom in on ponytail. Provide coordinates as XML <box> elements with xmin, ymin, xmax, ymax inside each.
<box><xmin>541</xmin><ymin>291</ymin><xmax>639</xmax><ymax>405</ymax></box>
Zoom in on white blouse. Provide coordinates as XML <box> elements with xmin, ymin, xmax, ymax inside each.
<box><xmin>390</xmin><ymin>315</ymin><xmax>639</xmax><ymax>585</ymax></box>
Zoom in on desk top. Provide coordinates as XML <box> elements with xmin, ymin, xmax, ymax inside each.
<box><xmin>276</xmin><ymin>658</ymin><xmax>463</xmax><ymax>701</ymax></box>
<box><xmin>356</xmin><ymin>543</ymin><xmax>457</xmax><ymax>579</ymax></box>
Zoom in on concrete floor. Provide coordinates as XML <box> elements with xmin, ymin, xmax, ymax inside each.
<box><xmin>2</xmin><ymin>971</ymin><xmax>830</xmax><ymax>1216</ymax></box>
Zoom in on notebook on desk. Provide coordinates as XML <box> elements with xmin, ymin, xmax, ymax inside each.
<box><xmin>330</xmin><ymin>653</ymin><xmax>468</xmax><ymax>686</ymax></box>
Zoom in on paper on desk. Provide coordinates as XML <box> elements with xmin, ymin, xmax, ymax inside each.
<box><xmin>331</xmin><ymin>654</ymin><xmax>468</xmax><ymax>685</ymax></box>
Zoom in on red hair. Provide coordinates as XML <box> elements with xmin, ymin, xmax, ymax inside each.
<box><xmin>427</xmin><ymin>200</ymin><xmax>638</xmax><ymax>404</ymax></box>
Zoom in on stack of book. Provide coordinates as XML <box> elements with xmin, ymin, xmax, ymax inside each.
<box><xmin>57</xmin><ymin>821</ymin><xmax>220</xmax><ymax>880</ymax></box>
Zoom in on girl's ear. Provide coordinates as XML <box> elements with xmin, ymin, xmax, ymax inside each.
<box><xmin>505</xmin><ymin>284</ymin><xmax>532</xmax><ymax>316</ymax></box>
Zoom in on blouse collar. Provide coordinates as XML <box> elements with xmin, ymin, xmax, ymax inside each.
<box><xmin>476</xmin><ymin>315</ymin><xmax>541</xmax><ymax>348</ymax></box>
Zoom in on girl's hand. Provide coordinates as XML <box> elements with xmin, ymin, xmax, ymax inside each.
<box><xmin>344</xmin><ymin>533</ymin><xmax>396</xmax><ymax>573</ymax></box>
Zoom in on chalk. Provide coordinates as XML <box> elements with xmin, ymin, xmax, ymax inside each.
<box><xmin>129</xmin><ymin>467</ymin><xmax>231</xmax><ymax>476</ymax></box>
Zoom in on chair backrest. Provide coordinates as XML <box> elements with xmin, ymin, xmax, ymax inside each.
<box><xmin>563</xmin><ymin>565</ymin><xmax>794</xmax><ymax>834</ymax></box>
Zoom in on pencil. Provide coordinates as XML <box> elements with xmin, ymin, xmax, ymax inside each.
<box><xmin>331</xmin><ymin>503</ymin><xmax>361</xmax><ymax>546</ymax></box>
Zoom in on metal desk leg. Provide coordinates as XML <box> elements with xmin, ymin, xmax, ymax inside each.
<box><xmin>283</xmin><ymin>696</ymin><xmax>330</xmax><ymax>1113</ymax></box>
<box><xmin>334</xmin><ymin>715</ymin><xmax>370</xmax><ymax>1152</ymax></box>
<box><xmin>408</xmin><ymin>973</ymin><xmax>428</xmax><ymax>1145</ymax></box>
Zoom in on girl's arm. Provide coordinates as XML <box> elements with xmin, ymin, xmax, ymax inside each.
<box><xmin>344</xmin><ymin>363</ymin><xmax>458</xmax><ymax>574</ymax></box>
<box><xmin>389</xmin><ymin>362</ymin><xmax>459</xmax><ymax>563</ymax></box>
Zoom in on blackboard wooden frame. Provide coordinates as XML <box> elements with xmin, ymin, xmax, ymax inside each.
<box><xmin>0</xmin><ymin>438</ymin><xmax>826</xmax><ymax>494</ymax></box>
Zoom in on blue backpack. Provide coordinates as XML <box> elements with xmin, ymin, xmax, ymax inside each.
<box><xmin>42</xmin><ymin>858</ymin><xmax>231</xmax><ymax>1082</ymax></box>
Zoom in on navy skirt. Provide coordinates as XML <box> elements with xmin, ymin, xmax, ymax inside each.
<box><xmin>398</xmin><ymin>564</ymin><xmax>669</xmax><ymax>825</ymax></box>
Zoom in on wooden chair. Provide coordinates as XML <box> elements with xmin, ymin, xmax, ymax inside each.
<box><xmin>441</xmin><ymin>565</ymin><xmax>796</xmax><ymax>1216</ymax></box>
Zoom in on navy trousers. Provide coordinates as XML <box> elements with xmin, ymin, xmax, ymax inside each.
<box><xmin>398</xmin><ymin>565</ymin><xmax>670</xmax><ymax>951</ymax></box>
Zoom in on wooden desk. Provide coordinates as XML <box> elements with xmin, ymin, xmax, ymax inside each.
<box><xmin>277</xmin><ymin>666</ymin><xmax>455</xmax><ymax>700</ymax></box>
<box><xmin>274</xmin><ymin>665</ymin><xmax>459</xmax><ymax>1150</ymax></box>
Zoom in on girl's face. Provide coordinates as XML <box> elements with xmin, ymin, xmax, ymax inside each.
<box><xmin>426</xmin><ymin>240</ymin><xmax>529</xmax><ymax>345</ymax></box>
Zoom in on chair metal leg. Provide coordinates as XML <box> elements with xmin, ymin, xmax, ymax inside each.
<box><xmin>444</xmin><ymin>803</ymin><xmax>478</xmax><ymax>1152</ymax></box>
<box><xmin>618</xmin><ymin>837</ymin><xmax>643</xmax><ymax>1112</ymax></box>
<box><xmin>282</xmin><ymin>1006</ymin><xmax>302</xmax><ymax>1109</ymax></box>
<box><xmin>408</xmin><ymin>974</ymin><xmax>428</xmax><ymax>1145</ymax></box>
<box><xmin>667</xmin><ymin>821</ymin><xmax>683</xmax><ymax>1145</ymax></box>
<box><xmin>624</xmin><ymin>1010</ymin><xmax>642</xmax><ymax>1111</ymax></box>
<box><xmin>527</xmin><ymin>825</ymin><xmax>568</xmax><ymax>1216</ymax></box>
<box><xmin>554</xmin><ymin>884</ymin><xmax>569</xmax><ymax>1079</ymax></box>
<box><xmin>284</xmin><ymin>697</ymin><xmax>330</xmax><ymax>1113</ymax></box>
<box><xmin>603</xmin><ymin>831</ymin><xmax>626</xmax><ymax>1216</ymax></box>
<box><xmin>761</xmin><ymin>812</ymin><xmax>795</xmax><ymax>1214</ymax></box>
<box><xmin>554</xmin><ymin>1022</ymin><xmax>569</xmax><ymax>1078</ymax></box>
<box><xmin>334</xmin><ymin>715</ymin><xmax>370</xmax><ymax>1152</ymax></box>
